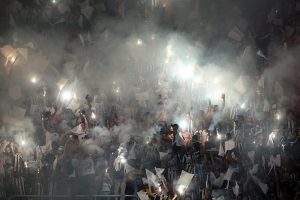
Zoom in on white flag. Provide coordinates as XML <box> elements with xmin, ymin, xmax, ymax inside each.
<box><xmin>251</xmin><ymin>175</ymin><xmax>268</xmax><ymax>194</ymax></box>
<box><xmin>247</xmin><ymin>151</ymin><xmax>255</xmax><ymax>164</ymax></box>
<box><xmin>224</xmin><ymin>139</ymin><xmax>235</xmax><ymax>152</ymax></box>
<box><xmin>155</xmin><ymin>167</ymin><xmax>165</xmax><ymax>179</ymax></box>
<box><xmin>137</xmin><ymin>191</ymin><xmax>148</xmax><ymax>200</ymax></box>
<box><xmin>146</xmin><ymin>169</ymin><xmax>160</xmax><ymax>188</ymax></box>
<box><xmin>233</xmin><ymin>181</ymin><xmax>239</xmax><ymax>197</ymax></box>
<box><xmin>218</xmin><ymin>143</ymin><xmax>225</xmax><ymax>157</ymax></box>
<box><xmin>159</xmin><ymin>152</ymin><xmax>168</xmax><ymax>160</ymax></box>
<box><xmin>177</xmin><ymin>170</ymin><xmax>194</xmax><ymax>189</ymax></box>
<box><xmin>249</xmin><ymin>164</ymin><xmax>259</xmax><ymax>175</ymax></box>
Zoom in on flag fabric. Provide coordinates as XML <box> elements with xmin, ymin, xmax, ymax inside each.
<box><xmin>228</xmin><ymin>26</ymin><xmax>244</xmax><ymax>42</ymax></box>
<box><xmin>247</xmin><ymin>151</ymin><xmax>255</xmax><ymax>164</ymax></box>
<box><xmin>224</xmin><ymin>139</ymin><xmax>235</xmax><ymax>152</ymax></box>
<box><xmin>218</xmin><ymin>143</ymin><xmax>225</xmax><ymax>157</ymax></box>
<box><xmin>233</xmin><ymin>181</ymin><xmax>239</xmax><ymax>197</ymax></box>
<box><xmin>177</xmin><ymin>170</ymin><xmax>194</xmax><ymax>189</ymax></box>
<box><xmin>251</xmin><ymin>175</ymin><xmax>268</xmax><ymax>194</ymax></box>
<box><xmin>155</xmin><ymin>167</ymin><xmax>165</xmax><ymax>179</ymax></box>
<box><xmin>224</xmin><ymin>167</ymin><xmax>236</xmax><ymax>182</ymax></box>
<box><xmin>209</xmin><ymin>172</ymin><xmax>224</xmax><ymax>188</ymax></box>
<box><xmin>146</xmin><ymin>169</ymin><xmax>160</xmax><ymax>188</ymax></box>
<box><xmin>137</xmin><ymin>191</ymin><xmax>149</xmax><ymax>200</ymax></box>
<box><xmin>249</xmin><ymin>164</ymin><xmax>259</xmax><ymax>175</ymax></box>
<box><xmin>159</xmin><ymin>152</ymin><xmax>168</xmax><ymax>160</ymax></box>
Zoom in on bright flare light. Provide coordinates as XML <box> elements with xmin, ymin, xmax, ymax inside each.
<box><xmin>166</xmin><ymin>45</ymin><xmax>173</xmax><ymax>57</ymax></box>
<box><xmin>120</xmin><ymin>156</ymin><xmax>126</xmax><ymax>164</ymax></box>
<box><xmin>178</xmin><ymin>65</ymin><xmax>194</xmax><ymax>80</ymax></box>
<box><xmin>91</xmin><ymin>112</ymin><xmax>96</xmax><ymax>119</ymax></box>
<box><xmin>31</xmin><ymin>77</ymin><xmax>37</xmax><ymax>83</ymax></box>
<box><xmin>213</xmin><ymin>77</ymin><xmax>220</xmax><ymax>84</ymax></box>
<box><xmin>271</xmin><ymin>132</ymin><xmax>276</xmax><ymax>139</ymax></box>
<box><xmin>276</xmin><ymin>113</ymin><xmax>281</xmax><ymax>120</ymax></box>
<box><xmin>240</xmin><ymin>102</ymin><xmax>246</xmax><ymax>109</ymax></box>
<box><xmin>177</xmin><ymin>185</ymin><xmax>187</xmax><ymax>195</ymax></box>
<box><xmin>61</xmin><ymin>91</ymin><xmax>72</xmax><ymax>101</ymax></box>
<box><xmin>21</xmin><ymin>140</ymin><xmax>26</xmax><ymax>146</ymax></box>
<box><xmin>217</xmin><ymin>133</ymin><xmax>221</xmax><ymax>140</ymax></box>
<box><xmin>9</xmin><ymin>56</ymin><xmax>16</xmax><ymax>63</ymax></box>
<box><xmin>179</xmin><ymin>120</ymin><xmax>188</xmax><ymax>130</ymax></box>
<box><xmin>52</xmin><ymin>0</ymin><xmax>57</xmax><ymax>4</ymax></box>
<box><xmin>137</xmin><ymin>39</ymin><xmax>143</xmax><ymax>45</ymax></box>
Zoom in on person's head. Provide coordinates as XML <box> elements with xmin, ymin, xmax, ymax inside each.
<box><xmin>171</xmin><ymin>124</ymin><xmax>179</xmax><ymax>131</ymax></box>
<box><xmin>5</xmin><ymin>146</ymin><xmax>11</xmax><ymax>154</ymax></box>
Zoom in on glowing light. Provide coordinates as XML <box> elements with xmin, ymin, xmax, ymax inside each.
<box><xmin>177</xmin><ymin>185</ymin><xmax>187</xmax><ymax>195</ymax></box>
<box><xmin>21</xmin><ymin>140</ymin><xmax>26</xmax><ymax>146</ymax></box>
<box><xmin>194</xmin><ymin>77</ymin><xmax>202</xmax><ymax>84</ymax></box>
<box><xmin>179</xmin><ymin>120</ymin><xmax>188</xmax><ymax>130</ymax></box>
<box><xmin>271</xmin><ymin>133</ymin><xmax>276</xmax><ymax>139</ymax></box>
<box><xmin>120</xmin><ymin>156</ymin><xmax>126</xmax><ymax>164</ymax></box>
<box><xmin>151</xmin><ymin>34</ymin><xmax>155</xmax><ymax>40</ymax></box>
<box><xmin>91</xmin><ymin>112</ymin><xmax>96</xmax><ymax>119</ymax></box>
<box><xmin>213</xmin><ymin>77</ymin><xmax>220</xmax><ymax>84</ymax></box>
<box><xmin>178</xmin><ymin>65</ymin><xmax>194</xmax><ymax>80</ymax></box>
<box><xmin>253</xmin><ymin>141</ymin><xmax>256</xmax><ymax>144</ymax></box>
<box><xmin>52</xmin><ymin>0</ymin><xmax>57</xmax><ymax>4</ymax></box>
<box><xmin>217</xmin><ymin>133</ymin><xmax>221</xmax><ymax>140</ymax></box>
<box><xmin>137</xmin><ymin>39</ymin><xmax>143</xmax><ymax>45</ymax></box>
<box><xmin>31</xmin><ymin>77</ymin><xmax>37</xmax><ymax>83</ymax></box>
<box><xmin>9</xmin><ymin>56</ymin><xmax>16</xmax><ymax>63</ymax></box>
<box><xmin>240</xmin><ymin>102</ymin><xmax>246</xmax><ymax>109</ymax></box>
<box><xmin>24</xmin><ymin>162</ymin><xmax>28</xmax><ymax>168</ymax></box>
<box><xmin>276</xmin><ymin>113</ymin><xmax>281</xmax><ymax>120</ymax></box>
<box><xmin>166</xmin><ymin>45</ymin><xmax>173</xmax><ymax>57</ymax></box>
<box><xmin>61</xmin><ymin>91</ymin><xmax>72</xmax><ymax>101</ymax></box>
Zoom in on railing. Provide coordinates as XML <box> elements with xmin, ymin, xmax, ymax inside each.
<box><xmin>8</xmin><ymin>195</ymin><xmax>138</xmax><ymax>200</ymax></box>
